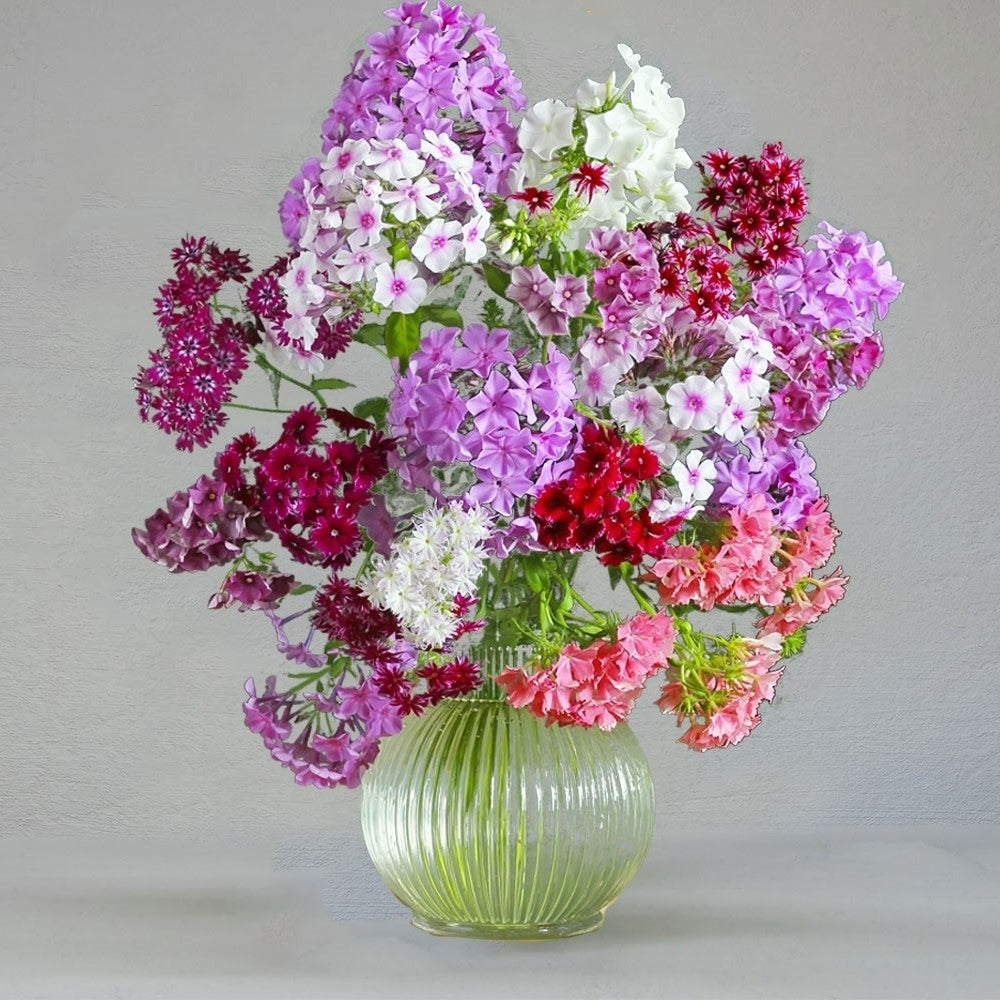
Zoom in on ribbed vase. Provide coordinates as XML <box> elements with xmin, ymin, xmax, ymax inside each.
<box><xmin>361</xmin><ymin>670</ymin><xmax>655</xmax><ymax>939</ymax></box>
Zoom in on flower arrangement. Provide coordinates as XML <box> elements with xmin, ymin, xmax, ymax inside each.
<box><xmin>133</xmin><ymin>3</ymin><xmax>901</xmax><ymax>789</ymax></box>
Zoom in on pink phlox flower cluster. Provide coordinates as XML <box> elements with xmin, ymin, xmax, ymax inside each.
<box><xmin>387</xmin><ymin>324</ymin><xmax>580</xmax><ymax>516</ymax></box>
<box><xmin>649</xmin><ymin>493</ymin><xmax>840</xmax><ymax>612</ymax></box>
<box><xmin>208</xmin><ymin>571</ymin><xmax>298</xmax><ymax>612</ymax></box>
<box><xmin>507</xmin><ymin>264</ymin><xmax>589</xmax><ymax>337</ymax></box>
<box><xmin>134</xmin><ymin>237</ymin><xmax>254</xmax><ymax>450</ymax></box>
<box><xmin>656</xmin><ymin>635</ymin><xmax>784</xmax><ymax>750</ymax></box>
<box><xmin>132</xmin><ymin>474</ymin><xmax>269</xmax><ymax>573</ymax></box>
<box><xmin>755</xmin><ymin>569</ymin><xmax>848</xmax><ymax>636</ymax></box>
<box><xmin>496</xmin><ymin>612</ymin><xmax>677</xmax><ymax>730</ymax></box>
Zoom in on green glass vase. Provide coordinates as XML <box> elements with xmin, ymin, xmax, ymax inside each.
<box><xmin>360</xmin><ymin>653</ymin><xmax>655</xmax><ymax>939</ymax></box>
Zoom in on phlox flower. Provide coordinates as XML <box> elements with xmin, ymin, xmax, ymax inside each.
<box><xmin>610</xmin><ymin>386</ymin><xmax>667</xmax><ymax>436</ymax></box>
<box><xmin>412</xmin><ymin>218</ymin><xmax>463</xmax><ymax>273</ymax></box>
<box><xmin>363</xmin><ymin>138</ymin><xmax>425</xmax><ymax>183</ymax></box>
<box><xmin>382</xmin><ymin>175</ymin><xmax>441</xmax><ymax>223</ymax></box>
<box><xmin>321</xmin><ymin>139</ymin><xmax>371</xmax><ymax>186</ymax></box>
<box><xmin>584</xmin><ymin>104</ymin><xmax>647</xmax><ymax>164</ymax></box>
<box><xmin>343</xmin><ymin>194</ymin><xmax>385</xmax><ymax>249</ymax></box>
<box><xmin>519</xmin><ymin>98</ymin><xmax>576</xmax><ymax>159</ymax></box>
<box><xmin>671</xmin><ymin>449</ymin><xmax>717</xmax><ymax>504</ymax></box>
<box><xmin>372</xmin><ymin>260</ymin><xmax>427</xmax><ymax>314</ymax></box>
<box><xmin>665</xmin><ymin>374</ymin><xmax>726</xmax><ymax>431</ymax></box>
<box><xmin>722</xmin><ymin>346</ymin><xmax>770</xmax><ymax>401</ymax></box>
<box><xmin>279</xmin><ymin>251</ymin><xmax>326</xmax><ymax>315</ymax></box>
<box><xmin>331</xmin><ymin>243</ymin><xmax>390</xmax><ymax>284</ymax></box>
<box><xmin>461</xmin><ymin>213</ymin><xmax>490</xmax><ymax>263</ymax></box>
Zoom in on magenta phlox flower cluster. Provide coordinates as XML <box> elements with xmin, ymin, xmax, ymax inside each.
<box><xmin>132</xmin><ymin>474</ymin><xmax>269</xmax><ymax>573</ymax></box>
<box><xmin>216</xmin><ymin>406</ymin><xmax>394</xmax><ymax>571</ymax></box>
<box><xmin>507</xmin><ymin>264</ymin><xmax>589</xmax><ymax>336</ymax></box>
<box><xmin>387</xmin><ymin>324</ymin><xmax>579</xmax><ymax>515</ymax></box>
<box><xmin>209</xmin><ymin>571</ymin><xmax>298</xmax><ymax>612</ymax></box>
<box><xmin>134</xmin><ymin>236</ymin><xmax>254</xmax><ymax>450</ymax></box>
<box><xmin>745</xmin><ymin>223</ymin><xmax>903</xmax><ymax>435</ymax></box>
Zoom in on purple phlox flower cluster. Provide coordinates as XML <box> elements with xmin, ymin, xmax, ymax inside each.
<box><xmin>313</xmin><ymin>2</ymin><xmax>523</xmax><ymax>203</ymax></box>
<box><xmin>709</xmin><ymin>431</ymin><xmax>820</xmax><ymax>531</ymax></box>
<box><xmin>243</xmin><ymin>675</ymin><xmax>402</xmax><ymax>789</ymax></box>
<box><xmin>746</xmin><ymin>223</ymin><xmax>903</xmax><ymax>435</ymax></box>
<box><xmin>387</xmin><ymin>324</ymin><xmax>580</xmax><ymax>517</ymax></box>
<box><xmin>262</xmin><ymin>608</ymin><xmax>325</xmax><ymax>668</ymax></box>
<box><xmin>134</xmin><ymin>236</ymin><xmax>254</xmax><ymax>451</ymax></box>
<box><xmin>132</xmin><ymin>474</ymin><xmax>269</xmax><ymax>573</ymax></box>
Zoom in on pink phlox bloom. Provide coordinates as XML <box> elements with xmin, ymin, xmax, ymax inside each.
<box><xmin>551</xmin><ymin>274</ymin><xmax>589</xmax><ymax>318</ymax></box>
<box><xmin>756</xmin><ymin>569</ymin><xmax>848</xmax><ymax>636</ymax></box>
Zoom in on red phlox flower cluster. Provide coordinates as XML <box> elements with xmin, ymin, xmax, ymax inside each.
<box><xmin>655</xmin><ymin>637</ymin><xmax>784</xmax><ymax>750</ymax></box>
<box><xmin>497</xmin><ymin>612</ymin><xmax>677</xmax><ymax>729</ymax></box>
<box><xmin>231</xmin><ymin>405</ymin><xmax>394</xmax><ymax>570</ymax></box>
<box><xmin>648</xmin><ymin>493</ymin><xmax>840</xmax><ymax>611</ymax></box>
<box><xmin>135</xmin><ymin>236</ymin><xmax>255</xmax><ymax>450</ymax></box>
<box><xmin>531</xmin><ymin>422</ymin><xmax>677</xmax><ymax>566</ymax></box>
<box><xmin>634</xmin><ymin>215</ymin><xmax>737</xmax><ymax>321</ymax></box>
<box><xmin>697</xmin><ymin>142</ymin><xmax>807</xmax><ymax>278</ymax></box>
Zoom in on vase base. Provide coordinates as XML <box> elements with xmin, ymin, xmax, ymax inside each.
<box><xmin>410</xmin><ymin>911</ymin><xmax>605</xmax><ymax>940</ymax></box>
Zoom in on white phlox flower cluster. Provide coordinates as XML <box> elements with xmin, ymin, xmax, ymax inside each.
<box><xmin>515</xmin><ymin>44</ymin><xmax>692</xmax><ymax>249</ymax></box>
<box><xmin>362</xmin><ymin>504</ymin><xmax>493</xmax><ymax>649</ymax></box>
<box><xmin>268</xmin><ymin>131</ymin><xmax>493</xmax><ymax>371</ymax></box>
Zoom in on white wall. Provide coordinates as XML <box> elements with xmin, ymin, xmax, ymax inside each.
<box><xmin>2</xmin><ymin>0</ymin><xmax>997</xmax><ymax>842</ymax></box>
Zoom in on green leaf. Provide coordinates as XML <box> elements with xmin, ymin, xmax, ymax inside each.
<box><xmin>606</xmin><ymin>564</ymin><xmax>623</xmax><ymax>590</ymax></box>
<box><xmin>354</xmin><ymin>323</ymin><xmax>384</xmax><ymax>347</ymax></box>
<box><xmin>311</xmin><ymin>377</ymin><xmax>354</xmax><ymax>391</ymax></box>
<box><xmin>354</xmin><ymin>396</ymin><xmax>389</xmax><ymax>424</ymax></box>
<box><xmin>266</xmin><ymin>367</ymin><xmax>281</xmax><ymax>407</ymax></box>
<box><xmin>482</xmin><ymin>261</ymin><xmax>511</xmax><ymax>297</ymax></box>
<box><xmin>385</xmin><ymin>312</ymin><xmax>421</xmax><ymax>365</ymax></box>
<box><xmin>435</xmin><ymin>274</ymin><xmax>471</xmax><ymax>309</ymax></box>
<box><xmin>290</xmin><ymin>584</ymin><xmax>316</xmax><ymax>596</ymax></box>
<box><xmin>417</xmin><ymin>304</ymin><xmax>464</xmax><ymax>328</ymax></box>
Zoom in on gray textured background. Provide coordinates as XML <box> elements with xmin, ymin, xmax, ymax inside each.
<box><xmin>2</xmin><ymin>0</ymin><xmax>997</xmax><ymax>852</ymax></box>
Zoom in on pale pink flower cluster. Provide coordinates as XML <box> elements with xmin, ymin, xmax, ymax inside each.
<box><xmin>496</xmin><ymin>612</ymin><xmax>676</xmax><ymax>729</ymax></box>
<box><xmin>648</xmin><ymin>493</ymin><xmax>840</xmax><ymax>611</ymax></box>
<box><xmin>656</xmin><ymin>635</ymin><xmax>784</xmax><ymax>750</ymax></box>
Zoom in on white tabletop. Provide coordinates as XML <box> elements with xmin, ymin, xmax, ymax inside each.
<box><xmin>2</xmin><ymin>826</ymin><xmax>998</xmax><ymax>999</ymax></box>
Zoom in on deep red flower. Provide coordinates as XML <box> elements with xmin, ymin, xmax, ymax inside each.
<box><xmin>510</xmin><ymin>186</ymin><xmax>554</xmax><ymax>214</ymax></box>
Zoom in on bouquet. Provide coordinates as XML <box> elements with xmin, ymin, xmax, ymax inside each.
<box><xmin>132</xmin><ymin>3</ymin><xmax>902</xmax><ymax>790</ymax></box>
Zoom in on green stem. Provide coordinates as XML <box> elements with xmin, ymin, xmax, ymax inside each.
<box><xmin>223</xmin><ymin>402</ymin><xmax>295</xmax><ymax>414</ymax></box>
<box><xmin>624</xmin><ymin>575</ymin><xmax>657</xmax><ymax>616</ymax></box>
<box><xmin>254</xmin><ymin>352</ymin><xmax>328</xmax><ymax>408</ymax></box>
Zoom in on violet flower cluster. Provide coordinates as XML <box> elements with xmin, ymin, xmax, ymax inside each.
<box><xmin>132</xmin><ymin>3</ymin><xmax>902</xmax><ymax>787</ymax></box>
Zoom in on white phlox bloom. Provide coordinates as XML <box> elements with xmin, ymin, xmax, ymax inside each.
<box><xmin>715</xmin><ymin>395</ymin><xmax>761</xmax><ymax>443</ymax></box>
<box><xmin>363</xmin><ymin>139</ymin><xmax>425</xmax><ymax>183</ymax></box>
<box><xmin>461</xmin><ymin>213</ymin><xmax>490</xmax><ymax>264</ymax></box>
<box><xmin>609</xmin><ymin>386</ymin><xmax>667</xmax><ymax>436</ymax></box>
<box><xmin>412</xmin><ymin>218</ymin><xmax>463</xmax><ymax>273</ymax></box>
<box><xmin>279</xmin><ymin>251</ymin><xmax>327</xmax><ymax>314</ymax></box>
<box><xmin>724</xmin><ymin>316</ymin><xmax>776</xmax><ymax>362</ymax></box>
<box><xmin>519</xmin><ymin>98</ymin><xmax>577</xmax><ymax>160</ymax></box>
<box><xmin>321</xmin><ymin>139</ymin><xmax>371</xmax><ymax>186</ymax></box>
<box><xmin>671</xmin><ymin>449</ymin><xmax>717</xmax><ymax>504</ymax></box>
<box><xmin>722</xmin><ymin>346</ymin><xmax>770</xmax><ymax>401</ymax></box>
<box><xmin>576</xmin><ymin>74</ymin><xmax>615</xmax><ymax>111</ymax></box>
<box><xmin>664</xmin><ymin>374</ymin><xmax>726</xmax><ymax>431</ymax></box>
<box><xmin>372</xmin><ymin>260</ymin><xmax>427</xmax><ymax>314</ymax></box>
<box><xmin>584</xmin><ymin>104</ymin><xmax>646</xmax><ymax>164</ymax></box>
<box><xmin>363</xmin><ymin>505</ymin><xmax>493</xmax><ymax>649</ymax></box>
<box><xmin>382</xmin><ymin>175</ymin><xmax>441</xmax><ymax>224</ymax></box>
